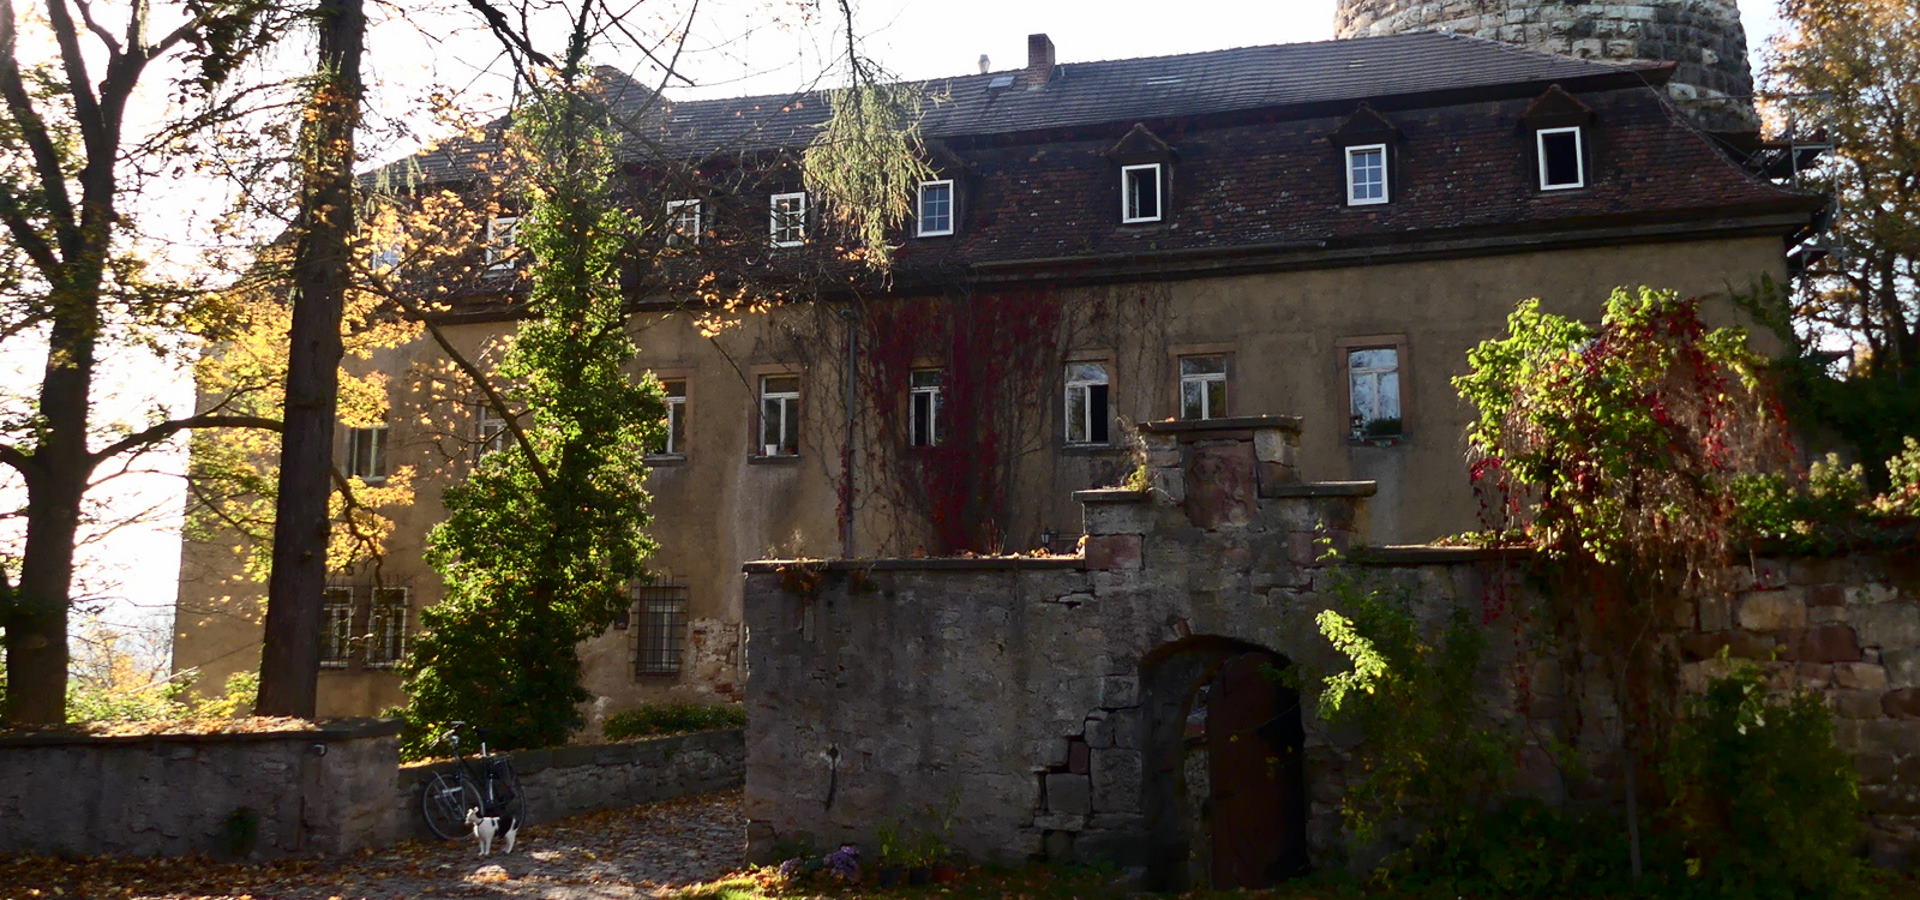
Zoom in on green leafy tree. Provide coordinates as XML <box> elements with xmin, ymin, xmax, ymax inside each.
<box><xmin>399</xmin><ymin>50</ymin><xmax>664</xmax><ymax>754</ymax></box>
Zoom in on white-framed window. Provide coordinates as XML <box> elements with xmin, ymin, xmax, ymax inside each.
<box><xmin>666</xmin><ymin>199</ymin><xmax>702</xmax><ymax>246</ymax></box>
<box><xmin>1537</xmin><ymin>126</ymin><xmax>1586</xmax><ymax>191</ymax></box>
<box><xmin>769</xmin><ymin>192</ymin><xmax>807</xmax><ymax>247</ymax></box>
<box><xmin>1347</xmin><ymin>347</ymin><xmax>1403</xmax><ymax>439</ymax></box>
<box><xmin>759</xmin><ymin>374</ymin><xmax>801</xmax><ymax>456</ymax></box>
<box><xmin>368</xmin><ymin>241</ymin><xmax>403</xmax><ymax>272</ymax></box>
<box><xmin>1064</xmin><ymin>362</ymin><xmax>1111</xmax><ymax>445</ymax></box>
<box><xmin>653</xmin><ymin>379</ymin><xmax>687</xmax><ymax>456</ymax></box>
<box><xmin>485</xmin><ymin>215</ymin><xmax>520</xmax><ymax>270</ymax></box>
<box><xmin>916</xmin><ymin>180</ymin><xmax>955</xmax><ymax>237</ymax></box>
<box><xmin>1346</xmin><ymin>143</ymin><xmax>1389</xmax><ymax>205</ymax></box>
<box><xmin>1121</xmin><ymin>163</ymin><xmax>1163</xmax><ymax>224</ymax></box>
<box><xmin>1179</xmin><ymin>355</ymin><xmax>1228</xmax><ymax>420</ymax></box>
<box><xmin>365</xmin><ymin>587</ymin><xmax>409</xmax><ymax>667</ymax></box>
<box><xmin>476</xmin><ymin>411</ymin><xmax>508</xmax><ymax>461</ymax></box>
<box><xmin>346</xmin><ymin>425</ymin><xmax>389</xmax><ymax>482</ymax></box>
<box><xmin>909</xmin><ymin>369</ymin><xmax>944</xmax><ymax>447</ymax></box>
<box><xmin>320</xmin><ymin>587</ymin><xmax>354</xmax><ymax>668</ymax></box>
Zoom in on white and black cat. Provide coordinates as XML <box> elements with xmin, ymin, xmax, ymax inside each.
<box><xmin>464</xmin><ymin>805</ymin><xmax>520</xmax><ymax>857</ymax></box>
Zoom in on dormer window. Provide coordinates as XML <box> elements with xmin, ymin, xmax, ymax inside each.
<box><xmin>916</xmin><ymin>180</ymin><xmax>954</xmax><ymax>237</ymax></box>
<box><xmin>769</xmin><ymin>192</ymin><xmax>807</xmax><ymax>247</ymax></box>
<box><xmin>1121</xmin><ymin>164</ymin><xmax>1162</xmax><ymax>224</ymax></box>
<box><xmin>1346</xmin><ymin>144</ymin><xmax>1389</xmax><ymax>205</ymax></box>
<box><xmin>485</xmin><ymin>215</ymin><xmax>519</xmax><ymax>270</ymax></box>
<box><xmin>1536</xmin><ymin>126</ymin><xmax>1586</xmax><ymax>191</ymax></box>
<box><xmin>667</xmin><ymin>199</ymin><xmax>702</xmax><ymax>246</ymax></box>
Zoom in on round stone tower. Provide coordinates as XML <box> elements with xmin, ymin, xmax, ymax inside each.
<box><xmin>1334</xmin><ymin>0</ymin><xmax>1757</xmax><ymax>131</ymax></box>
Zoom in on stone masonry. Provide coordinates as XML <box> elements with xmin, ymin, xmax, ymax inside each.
<box><xmin>1335</xmin><ymin>0</ymin><xmax>1757</xmax><ymax>130</ymax></box>
<box><xmin>743</xmin><ymin>416</ymin><xmax>1920</xmax><ymax>879</ymax></box>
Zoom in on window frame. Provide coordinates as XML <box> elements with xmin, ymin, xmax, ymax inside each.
<box><xmin>1063</xmin><ymin>358</ymin><xmax>1113</xmax><ymax>447</ymax></box>
<box><xmin>346</xmin><ymin>424</ymin><xmax>389</xmax><ymax>483</ymax></box>
<box><xmin>631</xmin><ymin>581</ymin><xmax>689</xmax><ymax>678</ymax></box>
<box><xmin>484</xmin><ymin>215</ymin><xmax>519</xmax><ymax>271</ymax></box>
<box><xmin>320</xmin><ymin>587</ymin><xmax>355</xmax><ymax>669</ymax></box>
<box><xmin>1176</xmin><ymin>353</ymin><xmax>1230</xmax><ymax>421</ymax></box>
<box><xmin>654</xmin><ymin>378</ymin><xmax>688</xmax><ymax>457</ymax></box>
<box><xmin>1345</xmin><ymin>142</ymin><xmax>1390</xmax><ymax>206</ymax></box>
<box><xmin>666</xmin><ymin>199</ymin><xmax>702</xmax><ymax>246</ymax></box>
<box><xmin>908</xmin><ymin>368</ymin><xmax>945</xmax><ymax>447</ymax></box>
<box><xmin>364</xmin><ymin>587</ymin><xmax>409</xmax><ymax>668</ymax></box>
<box><xmin>475</xmin><ymin>409</ymin><xmax>508</xmax><ymax>461</ymax></box>
<box><xmin>769</xmin><ymin>191</ymin><xmax>808</xmax><ymax>248</ymax></box>
<box><xmin>1337</xmin><ymin>334</ymin><xmax>1412</xmax><ymax>444</ymax></box>
<box><xmin>1120</xmin><ymin>163</ymin><xmax>1164</xmax><ymax>224</ymax></box>
<box><xmin>915</xmin><ymin>179</ymin><xmax>955</xmax><ymax>237</ymax></box>
<box><xmin>757</xmin><ymin>372</ymin><xmax>802</xmax><ymax>458</ymax></box>
<box><xmin>1536</xmin><ymin>126</ymin><xmax>1587</xmax><ymax>191</ymax></box>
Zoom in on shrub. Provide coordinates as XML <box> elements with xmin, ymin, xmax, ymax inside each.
<box><xmin>1662</xmin><ymin>663</ymin><xmax>1869</xmax><ymax>900</ymax></box>
<box><xmin>601</xmin><ymin>702</ymin><xmax>745</xmax><ymax>741</ymax></box>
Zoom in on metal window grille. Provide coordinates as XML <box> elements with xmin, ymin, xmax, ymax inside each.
<box><xmin>631</xmin><ymin>581</ymin><xmax>689</xmax><ymax>678</ymax></box>
<box><xmin>365</xmin><ymin>587</ymin><xmax>409</xmax><ymax>667</ymax></box>
<box><xmin>321</xmin><ymin>587</ymin><xmax>355</xmax><ymax>668</ymax></box>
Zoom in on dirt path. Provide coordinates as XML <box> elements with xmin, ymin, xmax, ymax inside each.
<box><xmin>3</xmin><ymin>790</ymin><xmax>746</xmax><ymax>900</ymax></box>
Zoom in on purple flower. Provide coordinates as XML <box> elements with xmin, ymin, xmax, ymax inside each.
<box><xmin>825</xmin><ymin>843</ymin><xmax>861</xmax><ymax>880</ymax></box>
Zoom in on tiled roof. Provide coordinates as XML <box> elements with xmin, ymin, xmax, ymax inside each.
<box><xmin>382</xmin><ymin>31</ymin><xmax>1663</xmax><ymax>181</ymax></box>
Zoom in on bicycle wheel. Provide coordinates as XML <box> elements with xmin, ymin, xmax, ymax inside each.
<box><xmin>421</xmin><ymin>771</ymin><xmax>483</xmax><ymax>840</ymax></box>
<box><xmin>489</xmin><ymin>759</ymin><xmax>529</xmax><ymax>826</ymax></box>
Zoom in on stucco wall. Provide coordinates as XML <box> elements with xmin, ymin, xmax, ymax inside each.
<box><xmin>742</xmin><ymin>419</ymin><xmax>1919</xmax><ymax>877</ymax></box>
<box><xmin>174</xmin><ymin>232</ymin><xmax>1790</xmax><ymax>719</ymax></box>
<box><xmin>0</xmin><ymin>720</ymin><xmax>402</xmax><ymax>859</ymax></box>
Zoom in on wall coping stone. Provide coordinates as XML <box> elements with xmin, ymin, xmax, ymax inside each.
<box><xmin>398</xmin><ymin>728</ymin><xmax>742</xmax><ymax>781</ymax></box>
<box><xmin>1074</xmin><ymin>488</ymin><xmax>1153</xmax><ymax>503</ymax></box>
<box><xmin>0</xmin><ymin>716</ymin><xmax>402</xmax><ymax>749</ymax></box>
<box><xmin>1349</xmin><ymin>545</ymin><xmax>1529</xmax><ymax>565</ymax></box>
<box><xmin>1138</xmin><ymin>415</ymin><xmax>1303</xmax><ymax>435</ymax></box>
<box><xmin>1263</xmin><ymin>481</ymin><xmax>1378</xmax><ymax>498</ymax></box>
<box><xmin>744</xmin><ymin>556</ymin><xmax>1084</xmax><ymax>574</ymax></box>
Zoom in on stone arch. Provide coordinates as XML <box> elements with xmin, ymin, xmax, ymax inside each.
<box><xmin>1139</xmin><ymin>635</ymin><xmax>1308</xmax><ymax>891</ymax></box>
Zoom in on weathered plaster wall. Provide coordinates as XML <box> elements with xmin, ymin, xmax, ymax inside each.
<box><xmin>0</xmin><ymin>720</ymin><xmax>402</xmax><ymax>859</ymax></box>
<box><xmin>743</xmin><ymin>419</ymin><xmax>1920</xmax><ymax>877</ymax></box>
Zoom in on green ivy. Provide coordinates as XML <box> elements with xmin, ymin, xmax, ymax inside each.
<box><xmin>601</xmin><ymin>702</ymin><xmax>745</xmax><ymax>741</ymax></box>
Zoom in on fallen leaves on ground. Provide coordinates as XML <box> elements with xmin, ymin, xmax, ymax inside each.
<box><xmin>0</xmin><ymin>717</ymin><xmax>318</xmax><ymax>739</ymax></box>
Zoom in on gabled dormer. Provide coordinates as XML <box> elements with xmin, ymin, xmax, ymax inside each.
<box><xmin>1520</xmin><ymin>85</ymin><xmax>1597</xmax><ymax>192</ymax></box>
<box><xmin>1330</xmin><ymin>103</ymin><xmax>1402</xmax><ymax>206</ymax></box>
<box><xmin>1107</xmin><ymin>124</ymin><xmax>1175</xmax><ymax>225</ymax></box>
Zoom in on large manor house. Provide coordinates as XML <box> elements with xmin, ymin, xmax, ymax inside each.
<box><xmin>174</xmin><ymin>1</ymin><xmax>1820</xmax><ymax>719</ymax></box>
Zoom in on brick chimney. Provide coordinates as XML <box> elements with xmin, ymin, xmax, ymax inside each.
<box><xmin>1025</xmin><ymin>33</ymin><xmax>1056</xmax><ymax>88</ymax></box>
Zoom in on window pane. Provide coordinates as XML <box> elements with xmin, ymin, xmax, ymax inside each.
<box><xmin>1542</xmin><ymin>130</ymin><xmax>1582</xmax><ymax>187</ymax></box>
<box><xmin>1066</xmin><ymin>386</ymin><xmax>1088</xmax><ymax>443</ymax></box>
<box><xmin>1181</xmin><ymin>379</ymin><xmax>1204</xmax><ymax>420</ymax></box>
<box><xmin>911</xmin><ymin>392</ymin><xmax>932</xmax><ymax>447</ymax></box>
<box><xmin>911</xmin><ymin>369</ymin><xmax>942</xmax><ymax>388</ymax></box>
<box><xmin>1349</xmin><ymin>348</ymin><xmax>1397</xmax><ymax>371</ymax></box>
<box><xmin>1350</xmin><ymin>372</ymin><xmax>1377</xmax><ymax>420</ymax></box>
<box><xmin>1125</xmin><ymin>167</ymin><xmax>1160</xmax><ymax>220</ymax></box>
<box><xmin>1089</xmin><ymin>383</ymin><xmax>1110</xmax><ymax>444</ymax></box>
<box><xmin>1350</xmin><ymin>147</ymin><xmax>1386</xmax><ymax>202</ymax></box>
<box><xmin>762</xmin><ymin>397</ymin><xmax>782</xmax><ymax>449</ymax></box>
<box><xmin>919</xmin><ymin>182</ymin><xmax>953</xmax><ymax>234</ymax></box>
<box><xmin>779</xmin><ymin>399</ymin><xmax>799</xmax><ymax>453</ymax></box>
<box><xmin>1207</xmin><ymin>379</ymin><xmax>1227</xmax><ymax>419</ymax></box>
<box><xmin>1180</xmin><ymin>355</ymin><xmax>1225</xmax><ymax>376</ymax></box>
<box><xmin>764</xmin><ymin>375</ymin><xmax>800</xmax><ymax>395</ymax></box>
<box><xmin>1067</xmin><ymin>362</ymin><xmax>1108</xmax><ymax>385</ymax></box>
<box><xmin>1378</xmin><ymin>371</ymin><xmax>1402</xmax><ymax>421</ymax></box>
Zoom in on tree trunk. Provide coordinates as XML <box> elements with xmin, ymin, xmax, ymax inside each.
<box><xmin>254</xmin><ymin>0</ymin><xmax>366</xmax><ymax>718</ymax></box>
<box><xmin>3</xmin><ymin>285</ymin><xmax>102</xmax><ymax>724</ymax></box>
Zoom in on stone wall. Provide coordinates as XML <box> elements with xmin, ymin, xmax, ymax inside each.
<box><xmin>1334</xmin><ymin>0</ymin><xmax>1756</xmax><ymax>130</ymax></box>
<box><xmin>742</xmin><ymin>417</ymin><xmax>1919</xmax><ymax>883</ymax></box>
<box><xmin>394</xmin><ymin>728</ymin><xmax>745</xmax><ymax>840</ymax></box>
<box><xmin>0</xmin><ymin>719</ymin><xmax>402</xmax><ymax>859</ymax></box>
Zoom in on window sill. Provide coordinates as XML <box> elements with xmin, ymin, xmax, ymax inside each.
<box><xmin>749</xmin><ymin>454</ymin><xmax>803</xmax><ymax>465</ymax></box>
<box><xmin>646</xmin><ymin>454</ymin><xmax>688</xmax><ymax>467</ymax></box>
<box><xmin>915</xmin><ymin>230</ymin><xmax>954</xmax><ymax>239</ymax></box>
<box><xmin>1060</xmin><ymin>443</ymin><xmax>1128</xmax><ymax>456</ymax></box>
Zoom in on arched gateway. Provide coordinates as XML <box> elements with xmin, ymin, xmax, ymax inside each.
<box><xmin>1140</xmin><ymin>636</ymin><xmax>1309</xmax><ymax>891</ymax></box>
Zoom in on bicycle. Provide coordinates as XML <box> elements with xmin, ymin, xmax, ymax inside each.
<box><xmin>419</xmin><ymin>721</ymin><xmax>529</xmax><ymax>840</ymax></box>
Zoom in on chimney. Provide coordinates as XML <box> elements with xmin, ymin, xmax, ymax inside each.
<box><xmin>979</xmin><ymin>53</ymin><xmax>991</xmax><ymax>74</ymax></box>
<box><xmin>1025</xmin><ymin>33</ymin><xmax>1055</xmax><ymax>88</ymax></box>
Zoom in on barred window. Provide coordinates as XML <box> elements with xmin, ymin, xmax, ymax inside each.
<box><xmin>631</xmin><ymin>582</ymin><xmax>689</xmax><ymax>678</ymax></box>
<box><xmin>365</xmin><ymin>587</ymin><xmax>410</xmax><ymax>667</ymax></box>
<box><xmin>321</xmin><ymin>588</ymin><xmax>355</xmax><ymax>668</ymax></box>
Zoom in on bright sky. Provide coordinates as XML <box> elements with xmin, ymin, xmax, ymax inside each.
<box><xmin>10</xmin><ymin>0</ymin><xmax>1789</xmax><ymax>665</ymax></box>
